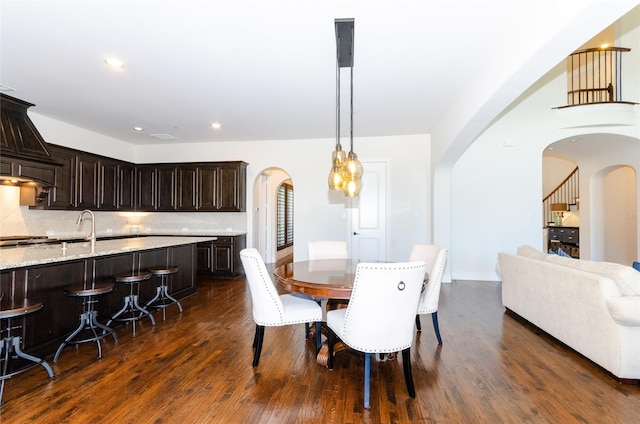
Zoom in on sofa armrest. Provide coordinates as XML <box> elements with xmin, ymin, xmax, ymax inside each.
<box><xmin>606</xmin><ymin>297</ymin><xmax>640</xmax><ymax>326</ymax></box>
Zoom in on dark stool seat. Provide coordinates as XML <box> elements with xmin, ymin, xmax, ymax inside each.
<box><xmin>1</xmin><ymin>299</ymin><xmax>54</xmax><ymax>405</ymax></box>
<box><xmin>107</xmin><ymin>271</ymin><xmax>155</xmax><ymax>336</ymax></box>
<box><xmin>53</xmin><ymin>282</ymin><xmax>118</xmax><ymax>363</ymax></box>
<box><xmin>145</xmin><ymin>266</ymin><xmax>183</xmax><ymax>320</ymax></box>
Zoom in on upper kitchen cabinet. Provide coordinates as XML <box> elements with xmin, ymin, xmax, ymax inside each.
<box><xmin>217</xmin><ymin>162</ymin><xmax>247</xmax><ymax>212</ymax></box>
<box><xmin>43</xmin><ymin>144</ymin><xmax>136</xmax><ymax>211</ymax></box>
<box><xmin>197</xmin><ymin>162</ymin><xmax>247</xmax><ymax>212</ymax></box>
<box><xmin>177</xmin><ymin>165</ymin><xmax>198</xmax><ymax>211</ymax></box>
<box><xmin>76</xmin><ymin>153</ymin><xmax>99</xmax><ymax>209</ymax></box>
<box><xmin>45</xmin><ymin>144</ymin><xmax>77</xmax><ymax>209</ymax></box>
<box><xmin>138</xmin><ymin>161</ymin><xmax>247</xmax><ymax>212</ymax></box>
<box><xmin>99</xmin><ymin>157</ymin><xmax>136</xmax><ymax>211</ymax></box>
<box><xmin>136</xmin><ymin>164</ymin><xmax>179</xmax><ymax>211</ymax></box>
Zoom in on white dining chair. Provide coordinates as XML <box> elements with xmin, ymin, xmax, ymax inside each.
<box><xmin>326</xmin><ymin>261</ymin><xmax>427</xmax><ymax>409</ymax></box>
<box><xmin>308</xmin><ymin>240</ymin><xmax>348</xmax><ymax>260</ymax></box>
<box><xmin>240</xmin><ymin>248</ymin><xmax>323</xmax><ymax>367</ymax></box>
<box><xmin>409</xmin><ymin>244</ymin><xmax>448</xmax><ymax>344</ymax></box>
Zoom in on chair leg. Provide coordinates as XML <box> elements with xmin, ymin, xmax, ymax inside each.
<box><xmin>415</xmin><ymin>314</ymin><xmax>422</xmax><ymax>331</ymax></box>
<box><xmin>327</xmin><ymin>328</ymin><xmax>336</xmax><ymax>370</ymax></box>
<box><xmin>401</xmin><ymin>347</ymin><xmax>415</xmax><ymax>398</ymax></box>
<box><xmin>315</xmin><ymin>322</ymin><xmax>322</xmax><ymax>353</ymax></box>
<box><xmin>431</xmin><ymin>312</ymin><xmax>442</xmax><ymax>345</ymax></box>
<box><xmin>364</xmin><ymin>352</ymin><xmax>371</xmax><ymax>409</ymax></box>
<box><xmin>252</xmin><ymin>324</ymin><xmax>259</xmax><ymax>349</ymax></box>
<box><xmin>253</xmin><ymin>325</ymin><xmax>265</xmax><ymax>367</ymax></box>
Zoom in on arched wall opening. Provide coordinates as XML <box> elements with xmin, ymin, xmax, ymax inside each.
<box><xmin>251</xmin><ymin>167</ymin><xmax>293</xmax><ymax>264</ymax></box>
<box><xmin>543</xmin><ymin>133</ymin><xmax>639</xmax><ymax>264</ymax></box>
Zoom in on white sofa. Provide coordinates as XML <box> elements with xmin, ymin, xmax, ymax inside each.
<box><xmin>498</xmin><ymin>245</ymin><xmax>640</xmax><ymax>383</ymax></box>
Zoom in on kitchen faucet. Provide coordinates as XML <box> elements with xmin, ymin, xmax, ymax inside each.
<box><xmin>76</xmin><ymin>209</ymin><xmax>96</xmax><ymax>253</ymax></box>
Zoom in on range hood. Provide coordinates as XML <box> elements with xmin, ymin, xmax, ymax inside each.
<box><xmin>1</xmin><ymin>93</ymin><xmax>61</xmax><ymax>187</ymax></box>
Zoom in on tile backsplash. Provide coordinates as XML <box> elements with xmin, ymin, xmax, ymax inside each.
<box><xmin>0</xmin><ymin>185</ymin><xmax>246</xmax><ymax>237</ymax></box>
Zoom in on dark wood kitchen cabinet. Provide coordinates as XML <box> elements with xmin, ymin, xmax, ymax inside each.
<box><xmin>197</xmin><ymin>162</ymin><xmax>247</xmax><ymax>212</ymax></box>
<box><xmin>217</xmin><ymin>162</ymin><xmax>247</xmax><ymax>211</ymax></box>
<box><xmin>45</xmin><ymin>144</ymin><xmax>77</xmax><ymax>209</ymax></box>
<box><xmin>178</xmin><ymin>166</ymin><xmax>198</xmax><ymax>211</ymax></box>
<box><xmin>76</xmin><ymin>153</ymin><xmax>99</xmax><ymax>209</ymax></box>
<box><xmin>97</xmin><ymin>158</ymin><xmax>136</xmax><ymax>211</ymax></box>
<box><xmin>156</xmin><ymin>165</ymin><xmax>178</xmax><ymax>211</ymax></box>
<box><xmin>136</xmin><ymin>165</ymin><xmax>179</xmax><ymax>211</ymax></box>
<box><xmin>136</xmin><ymin>166</ymin><xmax>156</xmax><ymax>210</ymax></box>
<box><xmin>43</xmin><ymin>144</ymin><xmax>136</xmax><ymax>211</ymax></box>
<box><xmin>197</xmin><ymin>234</ymin><xmax>246</xmax><ymax>277</ymax></box>
<box><xmin>35</xmin><ymin>144</ymin><xmax>246</xmax><ymax>212</ymax></box>
<box><xmin>138</xmin><ymin>161</ymin><xmax>247</xmax><ymax>212</ymax></box>
<box><xmin>118</xmin><ymin>162</ymin><xmax>136</xmax><ymax>210</ymax></box>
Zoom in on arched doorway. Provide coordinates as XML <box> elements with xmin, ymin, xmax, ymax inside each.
<box><xmin>252</xmin><ymin>167</ymin><xmax>293</xmax><ymax>264</ymax></box>
<box><xmin>543</xmin><ymin>133</ymin><xmax>639</xmax><ymax>264</ymax></box>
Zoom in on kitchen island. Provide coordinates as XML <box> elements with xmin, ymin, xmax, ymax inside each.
<box><xmin>0</xmin><ymin>236</ymin><xmax>215</xmax><ymax>357</ymax></box>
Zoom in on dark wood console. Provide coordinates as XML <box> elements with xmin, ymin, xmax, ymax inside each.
<box><xmin>548</xmin><ymin>226</ymin><xmax>579</xmax><ymax>258</ymax></box>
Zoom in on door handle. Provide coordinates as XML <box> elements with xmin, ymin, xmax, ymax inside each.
<box><xmin>353</xmin><ymin>232</ymin><xmax>359</xmax><ymax>235</ymax></box>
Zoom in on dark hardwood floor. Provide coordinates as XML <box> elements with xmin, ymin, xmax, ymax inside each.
<box><xmin>1</xmin><ymin>274</ymin><xmax>639</xmax><ymax>423</ymax></box>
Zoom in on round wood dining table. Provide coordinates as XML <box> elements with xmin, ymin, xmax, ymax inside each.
<box><xmin>273</xmin><ymin>259</ymin><xmax>360</xmax><ymax>300</ymax></box>
<box><xmin>273</xmin><ymin>259</ymin><xmax>364</xmax><ymax>366</ymax></box>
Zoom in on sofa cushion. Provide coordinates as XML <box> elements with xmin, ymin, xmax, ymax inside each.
<box><xmin>517</xmin><ymin>245</ymin><xmax>549</xmax><ymax>261</ymax></box>
<box><xmin>606</xmin><ymin>297</ymin><xmax>640</xmax><ymax>326</ymax></box>
<box><xmin>546</xmin><ymin>255</ymin><xmax>640</xmax><ymax>296</ymax></box>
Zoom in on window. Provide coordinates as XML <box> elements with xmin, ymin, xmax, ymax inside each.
<box><xmin>277</xmin><ymin>182</ymin><xmax>294</xmax><ymax>250</ymax></box>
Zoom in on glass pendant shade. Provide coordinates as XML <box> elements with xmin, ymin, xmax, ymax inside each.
<box><xmin>332</xmin><ymin>144</ymin><xmax>347</xmax><ymax>167</ymax></box>
<box><xmin>344</xmin><ymin>177</ymin><xmax>361</xmax><ymax>197</ymax></box>
<box><xmin>344</xmin><ymin>151</ymin><xmax>363</xmax><ymax>180</ymax></box>
<box><xmin>328</xmin><ymin>158</ymin><xmax>347</xmax><ymax>190</ymax></box>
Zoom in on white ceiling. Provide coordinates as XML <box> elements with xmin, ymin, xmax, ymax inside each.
<box><xmin>0</xmin><ymin>1</ymin><xmax>635</xmax><ymax>146</ymax></box>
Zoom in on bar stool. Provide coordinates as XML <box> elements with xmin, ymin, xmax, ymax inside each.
<box><xmin>1</xmin><ymin>299</ymin><xmax>54</xmax><ymax>405</ymax></box>
<box><xmin>145</xmin><ymin>267</ymin><xmax>183</xmax><ymax>321</ymax></box>
<box><xmin>106</xmin><ymin>271</ymin><xmax>155</xmax><ymax>336</ymax></box>
<box><xmin>53</xmin><ymin>282</ymin><xmax>118</xmax><ymax>363</ymax></box>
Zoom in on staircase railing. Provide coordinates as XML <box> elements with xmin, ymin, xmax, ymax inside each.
<box><xmin>566</xmin><ymin>46</ymin><xmax>630</xmax><ymax>106</ymax></box>
<box><xmin>543</xmin><ymin>166</ymin><xmax>579</xmax><ymax>227</ymax></box>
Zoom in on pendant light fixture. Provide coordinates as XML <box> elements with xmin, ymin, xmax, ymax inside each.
<box><xmin>327</xmin><ymin>18</ymin><xmax>362</xmax><ymax>197</ymax></box>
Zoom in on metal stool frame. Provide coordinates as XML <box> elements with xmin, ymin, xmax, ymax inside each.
<box><xmin>107</xmin><ymin>272</ymin><xmax>155</xmax><ymax>337</ymax></box>
<box><xmin>54</xmin><ymin>283</ymin><xmax>118</xmax><ymax>363</ymax></box>
<box><xmin>0</xmin><ymin>302</ymin><xmax>54</xmax><ymax>405</ymax></box>
<box><xmin>145</xmin><ymin>267</ymin><xmax>183</xmax><ymax>321</ymax></box>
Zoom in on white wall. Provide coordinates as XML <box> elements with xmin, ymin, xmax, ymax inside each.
<box><xmin>542</xmin><ymin>156</ymin><xmax>577</xmax><ymax>197</ymax></box>
<box><xmin>30</xmin><ymin>113</ymin><xmax>136</xmax><ymax>162</ymax></box>
<box><xmin>133</xmin><ymin>134</ymin><xmax>430</xmax><ymax>262</ymax></box>
<box><xmin>451</xmin><ymin>60</ymin><xmax>640</xmax><ymax>281</ymax></box>
<box><xmin>604</xmin><ymin>166</ymin><xmax>637</xmax><ymax>264</ymax></box>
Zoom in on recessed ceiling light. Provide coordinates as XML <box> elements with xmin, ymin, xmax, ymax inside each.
<box><xmin>104</xmin><ymin>57</ymin><xmax>125</xmax><ymax>69</ymax></box>
<box><xmin>133</xmin><ymin>126</ymin><xmax>144</xmax><ymax>132</ymax></box>
<box><xmin>600</xmin><ymin>43</ymin><xmax>609</xmax><ymax>49</ymax></box>
<box><xmin>211</xmin><ymin>122</ymin><xmax>221</xmax><ymax>129</ymax></box>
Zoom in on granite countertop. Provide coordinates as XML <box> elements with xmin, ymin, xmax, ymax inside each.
<box><xmin>49</xmin><ymin>229</ymin><xmax>247</xmax><ymax>242</ymax></box>
<box><xmin>0</xmin><ymin>236</ymin><xmax>217</xmax><ymax>270</ymax></box>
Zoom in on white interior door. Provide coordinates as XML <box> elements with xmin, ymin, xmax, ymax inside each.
<box><xmin>349</xmin><ymin>162</ymin><xmax>386</xmax><ymax>261</ymax></box>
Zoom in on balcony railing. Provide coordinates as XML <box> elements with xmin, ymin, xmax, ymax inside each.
<box><xmin>566</xmin><ymin>46</ymin><xmax>630</xmax><ymax>106</ymax></box>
